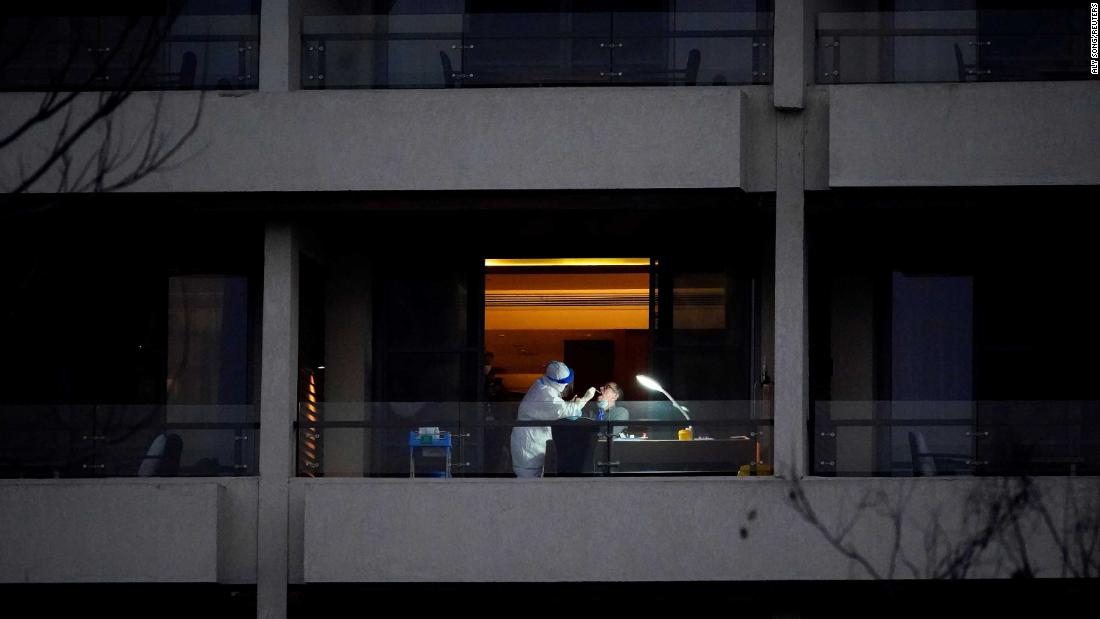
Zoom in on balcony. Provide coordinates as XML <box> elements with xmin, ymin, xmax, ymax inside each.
<box><xmin>0</xmin><ymin>7</ymin><xmax>260</xmax><ymax>91</ymax></box>
<box><xmin>813</xmin><ymin>400</ymin><xmax>1100</xmax><ymax>477</ymax></box>
<box><xmin>295</xmin><ymin>400</ymin><xmax>773</xmax><ymax>478</ymax></box>
<box><xmin>816</xmin><ymin>7</ymin><xmax>1092</xmax><ymax>84</ymax></box>
<box><xmin>0</xmin><ymin>405</ymin><xmax>258</xmax><ymax>478</ymax></box>
<box><xmin>301</xmin><ymin>3</ymin><xmax>773</xmax><ymax>89</ymax></box>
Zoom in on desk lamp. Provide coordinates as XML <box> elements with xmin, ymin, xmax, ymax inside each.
<box><xmin>636</xmin><ymin>374</ymin><xmax>692</xmax><ymax>438</ymax></box>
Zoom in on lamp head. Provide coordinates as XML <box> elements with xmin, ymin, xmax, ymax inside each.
<box><xmin>636</xmin><ymin>374</ymin><xmax>690</xmax><ymax>421</ymax></box>
<box><xmin>636</xmin><ymin>374</ymin><xmax>663</xmax><ymax>392</ymax></box>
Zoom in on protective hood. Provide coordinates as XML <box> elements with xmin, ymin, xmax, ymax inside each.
<box><xmin>542</xmin><ymin>360</ymin><xmax>573</xmax><ymax>393</ymax></box>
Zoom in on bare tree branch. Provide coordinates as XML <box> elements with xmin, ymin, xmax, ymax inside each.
<box><xmin>769</xmin><ymin>470</ymin><xmax>1099</xmax><ymax>584</ymax></box>
<box><xmin>786</xmin><ymin>476</ymin><xmax>885</xmax><ymax>580</ymax></box>
<box><xmin>2</xmin><ymin>7</ymin><xmax>197</xmax><ymax>199</ymax></box>
<box><xmin>0</xmin><ymin>7</ymin><xmax>212</xmax><ymax>465</ymax></box>
<box><xmin>0</xmin><ymin>16</ymin><xmax>145</xmax><ymax>150</ymax></box>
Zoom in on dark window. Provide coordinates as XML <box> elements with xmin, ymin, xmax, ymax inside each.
<box><xmin>810</xmin><ymin>192</ymin><xmax>1100</xmax><ymax>476</ymax></box>
<box><xmin>0</xmin><ymin>208</ymin><xmax>260</xmax><ymax>477</ymax></box>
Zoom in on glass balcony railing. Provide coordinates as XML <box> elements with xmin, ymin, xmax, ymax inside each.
<box><xmin>813</xmin><ymin>400</ymin><xmax>1100</xmax><ymax>477</ymax></box>
<box><xmin>296</xmin><ymin>401</ymin><xmax>773</xmax><ymax>477</ymax></box>
<box><xmin>0</xmin><ymin>405</ymin><xmax>258</xmax><ymax>477</ymax></box>
<box><xmin>0</xmin><ymin>11</ymin><xmax>260</xmax><ymax>91</ymax></box>
<box><xmin>816</xmin><ymin>8</ymin><xmax>1092</xmax><ymax>84</ymax></box>
<box><xmin>301</xmin><ymin>4</ymin><xmax>773</xmax><ymax>89</ymax></box>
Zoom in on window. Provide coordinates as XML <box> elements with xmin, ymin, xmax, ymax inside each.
<box><xmin>0</xmin><ymin>211</ymin><xmax>260</xmax><ymax>477</ymax></box>
<box><xmin>810</xmin><ymin>194</ymin><xmax>1100</xmax><ymax>476</ymax></box>
<box><xmin>294</xmin><ymin>198</ymin><xmax>773</xmax><ymax>477</ymax></box>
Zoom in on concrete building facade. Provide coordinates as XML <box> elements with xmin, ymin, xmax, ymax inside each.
<box><xmin>2</xmin><ymin>1</ymin><xmax>1099</xmax><ymax>617</ymax></box>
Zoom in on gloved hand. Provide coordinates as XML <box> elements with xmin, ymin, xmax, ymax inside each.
<box><xmin>580</xmin><ymin>386</ymin><xmax>596</xmax><ymax>402</ymax></box>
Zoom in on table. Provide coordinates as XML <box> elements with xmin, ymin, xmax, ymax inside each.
<box><xmin>599</xmin><ymin>437</ymin><xmax>754</xmax><ymax>474</ymax></box>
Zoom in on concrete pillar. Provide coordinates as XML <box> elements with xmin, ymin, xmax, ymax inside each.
<box><xmin>773</xmin><ymin>0</ymin><xmax>809</xmax><ymax>478</ymax></box>
<box><xmin>260</xmin><ymin>0</ymin><xmax>301</xmax><ymax>91</ymax></box>
<box><xmin>258</xmin><ymin>223</ymin><xmax>298</xmax><ymax>618</ymax></box>
<box><xmin>774</xmin><ymin>113</ymin><xmax>809</xmax><ymax>479</ymax></box>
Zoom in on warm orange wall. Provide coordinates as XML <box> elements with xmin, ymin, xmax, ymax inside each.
<box><xmin>487</xmin><ymin>328</ymin><xmax>651</xmax><ymax>399</ymax></box>
<box><xmin>485</xmin><ymin>273</ymin><xmax>649</xmax><ymax>330</ymax></box>
<box><xmin>485</xmin><ymin>272</ymin><xmax>648</xmax><ymax>291</ymax></box>
<box><xmin>485</xmin><ymin>307</ymin><xmax>648</xmax><ymax>330</ymax></box>
<box><xmin>484</xmin><ymin>270</ymin><xmax>654</xmax><ymax>395</ymax></box>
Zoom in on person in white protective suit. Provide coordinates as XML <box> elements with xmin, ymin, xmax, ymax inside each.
<box><xmin>511</xmin><ymin>360</ymin><xmax>597</xmax><ymax>477</ymax></box>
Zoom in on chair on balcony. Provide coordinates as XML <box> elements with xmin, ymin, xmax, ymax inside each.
<box><xmin>546</xmin><ymin>422</ymin><xmax>599</xmax><ymax>476</ymax></box>
<box><xmin>137</xmin><ymin>432</ymin><xmax>183</xmax><ymax>477</ymax></box>
<box><xmin>908</xmin><ymin>430</ymin><xmax>969</xmax><ymax>476</ymax></box>
<box><xmin>662</xmin><ymin>48</ymin><xmax>701</xmax><ymax>85</ymax></box>
<box><xmin>440</xmin><ymin>51</ymin><xmax>455</xmax><ymax>88</ymax></box>
<box><xmin>682</xmin><ymin>48</ymin><xmax>702</xmax><ymax>86</ymax></box>
<box><xmin>628</xmin><ymin>48</ymin><xmax>701</xmax><ymax>86</ymax></box>
<box><xmin>145</xmin><ymin>51</ymin><xmax>198</xmax><ymax>89</ymax></box>
<box><xmin>177</xmin><ymin>51</ymin><xmax>197</xmax><ymax>89</ymax></box>
<box><xmin>953</xmin><ymin>43</ymin><xmax>978</xmax><ymax>82</ymax></box>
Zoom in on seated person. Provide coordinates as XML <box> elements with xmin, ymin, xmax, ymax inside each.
<box><xmin>589</xmin><ymin>381</ymin><xmax>629</xmax><ymax>436</ymax></box>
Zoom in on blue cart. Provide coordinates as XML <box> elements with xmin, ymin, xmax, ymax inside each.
<box><xmin>408</xmin><ymin>431</ymin><xmax>452</xmax><ymax>478</ymax></box>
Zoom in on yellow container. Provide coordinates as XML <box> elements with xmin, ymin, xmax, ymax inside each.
<box><xmin>737</xmin><ymin>463</ymin><xmax>774</xmax><ymax>476</ymax></box>
<box><xmin>677</xmin><ymin>427</ymin><xmax>693</xmax><ymax>441</ymax></box>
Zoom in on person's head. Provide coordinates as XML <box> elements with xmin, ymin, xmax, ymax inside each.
<box><xmin>597</xmin><ymin>381</ymin><xmax>623</xmax><ymax>407</ymax></box>
<box><xmin>542</xmin><ymin>360</ymin><xmax>574</xmax><ymax>394</ymax></box>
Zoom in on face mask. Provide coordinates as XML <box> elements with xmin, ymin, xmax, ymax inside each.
<box><xmin>597</xmin><ymin>399</ymin><xmax>609</xmax><ymax>410</ymax></box>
